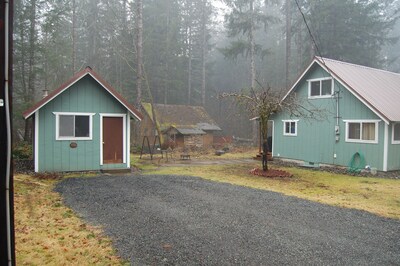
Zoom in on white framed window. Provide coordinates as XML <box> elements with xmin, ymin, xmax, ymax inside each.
<box><xmin>392</xmin><ymin>123</ymin><xmax>400</xmax><ymax>144</ymax></box>
<box><xmin>283</xmin><ymin>120</ymin><xmax>298</xmax><ymax>136</ymax></box>
<box><xmin>54</xmin><ymin>112</ymin><xmax>95</xmax><ymax>140</ymax></box>
<box><xmin>308</xmin><ymin>77</ymin><xmax>333</xmax><ymax>98</ymax></box>
<box><xmin>344</xmin><ymin>120</ymin><xmax>380</xmax><ymax>144</ymax></box>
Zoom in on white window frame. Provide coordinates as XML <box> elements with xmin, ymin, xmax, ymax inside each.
<box><xmin>283</xmin><ymin>120</ymin><xmax>298</xmax><ymax>136</ymax></box>
<box><xmin>308</xmin><ymin>77</ymin><xmax>334</xmax><ymax>99</ymax></box>
<box><xmin>54</xmin><ymin>112</ymin><xmax>95</xmax><ymax>140</ymax></box>
<box><xmin>392</xmin><ymin>123</ymin><xmax>400</xmax><ymax>144</ymax></box>
<box><xmin>343</xmin><ymin>119</ymin><xmax>380</xmax><ymax>144</ymax></box>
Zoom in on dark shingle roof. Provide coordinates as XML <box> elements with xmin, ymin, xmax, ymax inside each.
<box><xmin>142</xmin><ymin>103</ymin><xmax>221</xmax><ymax>131</ymax></box>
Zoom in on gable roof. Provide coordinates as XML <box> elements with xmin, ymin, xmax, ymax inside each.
<box><xmin>283</xmin><ymin>57</ymin><xmax>400</xmax><ymax>123</ymax></box>
<box><xmin>164</xmin><ymin>126</ymin><xmax>207</xmax><ymax>135</ymax></box>
<box><xmin>142</xmin><ymin>103</ymin><xmax>221</xmax><ymax>131</ymax></box>
<box><xmin>23</xmin><ymin>67</ymin><xmax>143</xmax><ymax>121</ymax></box>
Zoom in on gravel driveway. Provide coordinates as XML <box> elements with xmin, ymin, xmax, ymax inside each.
<box><xmin>55</xmin><ymin>175</ymin><xmax>400</xmax><ymax>265</ymax></box>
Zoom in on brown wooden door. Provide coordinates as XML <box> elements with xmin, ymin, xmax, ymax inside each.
<box><xmin>103</xmin><ymin>117</ymin><xmax>123</xmax><ymax>164</ymax></box>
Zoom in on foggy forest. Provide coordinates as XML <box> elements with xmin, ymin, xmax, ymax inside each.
<box><xmin>13</xmin><ymin>0</ymin><xmax>400</xmax><ymax>143</ymax></box>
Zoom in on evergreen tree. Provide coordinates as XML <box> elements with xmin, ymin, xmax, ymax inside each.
<box><xmin>221</xmin><ymin>0</ymin><xmax>277</xmax><ymax>89</ymax></box>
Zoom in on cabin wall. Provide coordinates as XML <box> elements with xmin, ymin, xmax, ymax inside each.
<box><xmin>203</xmin><ymin>132</ymin><xmax>214</xmax><ymax>147</ymax></box>
<box><xmin>272</xmin><ymin>65</ymin><xmax>386</xmax><ymax>170</ymax></box>
<box><xmin>37</xmin><ymin>76</ymin><xmax>127</xmax><ymax>172</ymax></box>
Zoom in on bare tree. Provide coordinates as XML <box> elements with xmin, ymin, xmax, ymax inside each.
<box><xmin>221</xmin><ymin>82</ymin><xmax>325</xmax><ymax>171</ymax></box>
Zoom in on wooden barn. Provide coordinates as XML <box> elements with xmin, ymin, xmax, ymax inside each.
<box><xmin>140</xmin><ymin>103</ymin><xmax>222</xmax><ymax>148</ymax></box>
<box><xmin>23</xmin><ymin>67</ymin><xmax>143</xmax><ymax>172</ymax></box>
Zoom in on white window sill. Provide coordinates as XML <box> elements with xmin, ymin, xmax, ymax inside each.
<box><xmin>56</xmin><ymin>137</ymin><xmax>92</xmax><ymax>141</ymax></box>
<box><xmin>345</xmin><ymin>139</ymin><xmax>378</xmax><ymax>144</ymax></box>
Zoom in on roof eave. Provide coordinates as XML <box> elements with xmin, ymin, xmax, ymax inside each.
<box><xmin>23</xmin><ymin>68</ymin><xmax>143</xmax><ymax>121</ymax></box>
<box><xmin>282</xmin><ymin>56</ymin><xmax>391</xmax><ymax>125</ymax></box>
<box><xmin>314</xmin><ymin>58</ymin><xmax>390</xmax><ymax>125</ymax></box>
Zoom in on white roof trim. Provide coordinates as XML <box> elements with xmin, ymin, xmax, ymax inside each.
<box><xmin>88</xmin><ymin>73</ymin><xmax>142</xmax><ymax>121</ymax></box>
<box><xmin>24</xmin><ymin>72</ymin><xmax>142</xmax><ymax>121</ymax></box>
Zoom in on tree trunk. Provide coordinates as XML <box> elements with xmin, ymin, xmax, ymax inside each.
<box><xmin>201</xmin><ymin>0</ymin><xmax>207</xmax><ymax>107</ymax></box>
<box><xmin>142</xmin><ymin>66</ymin><xmax>164</xmax><ymax>146</ymax></box>
<box><xmin>72</xmin><ymin>0</ymin><xmax>76</xmax><ymax>73</ymax></box>
<box><xmin>164</xmin><ymin>1</ymin><xmax>171</xmax><ymax>105</ymax></box>
<box><xmin>260</xmin><ymin>116</ymin><xmax>269</xmax><ymax>171</ymax></box>
<box><xmin>187</xmin><ymin>25</ymin><xmax>192</xmax><ymax>105</ymax></box>
<box><xmin>249</xmin><ymin>0</ymin><xmax>256</xmax><ymax>90</ymax></box>
<box><xmin>135</xmin><ymin>0</ymin><xmax>143</xmax><ymax>106</ymax></box>
<box><xmin>25</xmin><ymin>0</ymin><xmax>37</xmax><ymax>142</ymax></box>
<box><xmin>296</xmin><ymin>23</ymin><xmax>303</xmax><ymax>75</ymax></box>
<box><xmin>285</xmin><ymin>0</ymin><xmax>291</xmax><ymax>88</ymax></box>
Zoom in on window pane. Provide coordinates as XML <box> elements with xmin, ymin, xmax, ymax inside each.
<box><xmin>362</xmin><ymin>123</ymin><xmax>375</xmax><ymax>141</ymax></box>
<box><xmin>310</xmin><ymin>81</ymin><xmax>320</xmax><ymax>96</ymax></box>
<box><xmin>75</xmin><ymin>116</ymin><xmax>90</xmax><ymax>137</ymax></box>
<box><xmin>348</xmin><ymin>123</ymin><xmax>360</xmax><ymax>139</ymax></box>
<box><xmin>285</xmin><ymin>122</ymin><xmax>290</xmax><ymax>134</ymax></box>
<box><xmin>394</xmin><ymin>124</ymin><xmax>400</xmax><ymax>141</ymax></box>
<box><xmin>321</xmin><ymin>80</ymin><xmax>332</xmax><ymax>95</ymax></box>
<box><xmin>290</xmin><ymin>122</ymin><xmax>296</xmax><ymax>134</ymax></box>
<box><xmin>59</xmin><ymin>115</ymin><xmax>74</xmax><ymax>137</ymax></box>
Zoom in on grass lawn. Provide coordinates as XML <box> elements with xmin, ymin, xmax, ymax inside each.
<box><xmin>134</xmin><ymin>146</ymin><xmax>260</xmax><ymax>161</ymax></box>
<box><xmin>145</xmin><ymin>163</ymin><xmax>400</xmax><ymax>220</ymax></box>
<box><xmin>14</xmin><ymin>148</ymin><xmax>399</xmax><ymax>263</ymax></box>
<box><xmin>14</xmin><ymin>174</ymin><xmax>127</xmax><ymax>265</ymax></box>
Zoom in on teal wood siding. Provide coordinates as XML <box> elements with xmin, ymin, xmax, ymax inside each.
<box><xmin>272</xmin><ymin>65</ymin><xmax>386</xmax><ymax>170</ymax></box>
<box><xmin>37</xmin><ymin>76</ymin><xmax>128</xmax><ymax>172</ymax></box>
<box><xmin>388</xmin><ymin>123</ymin><xmax>400</xmax><ymax>171</ymax></box>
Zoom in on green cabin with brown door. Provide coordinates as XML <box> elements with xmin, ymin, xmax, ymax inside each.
<box><xmin>23</xmin><ymin>67</ymin><xmax>143</xmax><ymax>172</ymax></box>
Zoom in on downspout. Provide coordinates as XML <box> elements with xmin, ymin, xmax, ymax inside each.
<box><xmin>5</xmin><ymin>0</ymin><xmax>14</xmax><ymax>264</ymax></box>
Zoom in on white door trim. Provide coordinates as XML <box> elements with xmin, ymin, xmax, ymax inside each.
<box><xmin>99</xmin><ymin>113</ymin><xmax>127</xmax><ymax>166</ymax></box>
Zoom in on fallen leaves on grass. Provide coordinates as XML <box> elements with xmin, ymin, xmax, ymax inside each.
<box><xmin>14</xmin><ymin>174</ymin><xmax>126</xmax><ymax>265</ymax></box>
<box><xmin>249</xmin><ymin>168</ymin><xmax>292</xmax><ymax>178</ymax></box>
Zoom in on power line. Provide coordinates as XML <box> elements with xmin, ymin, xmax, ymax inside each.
<box><xmin>293</xmin><ymin>0</ymin><xmax>325</xmax><ymax>65</ymax></box>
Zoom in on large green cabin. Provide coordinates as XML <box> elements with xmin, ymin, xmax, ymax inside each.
<box><xmin>271</xmin><ymin>57</ymin><xmax>400</xmax><ymax>172</ymax></box>
<box><xmin>23</xmin><ymin>67</ymin><xmax>143</xmax><ymax>172</ymax></box>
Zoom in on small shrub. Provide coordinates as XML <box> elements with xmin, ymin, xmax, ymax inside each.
<box><xmin>13</xmin><ymin>142</ymin><xmax>33</xmax><ymax>159</ymax></box>
<box><xmin>33</xmin><ymin>172</ymin><xmax>62</xmax><ymax>180</ymax></box>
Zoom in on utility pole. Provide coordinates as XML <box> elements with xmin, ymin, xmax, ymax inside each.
<box><xmin>0</xmin><ymin>0</ymin><xmax>15</xmax><ymax>265</ymax></box>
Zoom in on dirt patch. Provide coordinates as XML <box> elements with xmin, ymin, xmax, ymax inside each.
<box><xmin>249</xmin><ymin>168</ymin><xmax>293</xmax><ymax>178</ymax></box>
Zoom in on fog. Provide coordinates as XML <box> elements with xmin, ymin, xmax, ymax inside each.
<box><xmin>14</xmin><ymin>0</ymin><xmax>400</xmax><ymax>141</ymax></box>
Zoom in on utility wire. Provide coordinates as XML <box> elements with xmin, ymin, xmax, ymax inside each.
<box><xmin>293</xmin><ymin>0</ymin><xmax>325</xmax><ymax>65</ymax></box>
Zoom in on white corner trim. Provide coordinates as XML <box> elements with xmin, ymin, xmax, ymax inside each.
<box><xmin>269</xmin><ymin>120</ymin><xmax>274</xmax><ymax>155</ymax></box>
<box><xmin>34</xmin><ymin>111</ymin><xmax>39</xmax><ymax>172</ymax></box>
<box><xmin>127</xmin><ymin>111</ymin><xmax>131</xmax><ymax>168</ymax></box>
<box><xmin>99</xmin><ymin>115</ymin><xmax>103</xmax><ymax>166</ymax></box>
<box><xmin>383</xmin><ymin>123</ymin><xmax>388</xmax><ymax>171</ymax></box>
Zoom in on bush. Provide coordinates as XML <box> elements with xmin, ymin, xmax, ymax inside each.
<box><xmin>13</xmin><ymin>142</ymin><xmax>33</xmax><ymax>160</ymax></box>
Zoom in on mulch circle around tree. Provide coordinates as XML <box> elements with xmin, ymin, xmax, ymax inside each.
<box><xmin>249</xmin><ymin>168</ymin><xmax>293</xmax><ymax>178</ymax></box>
